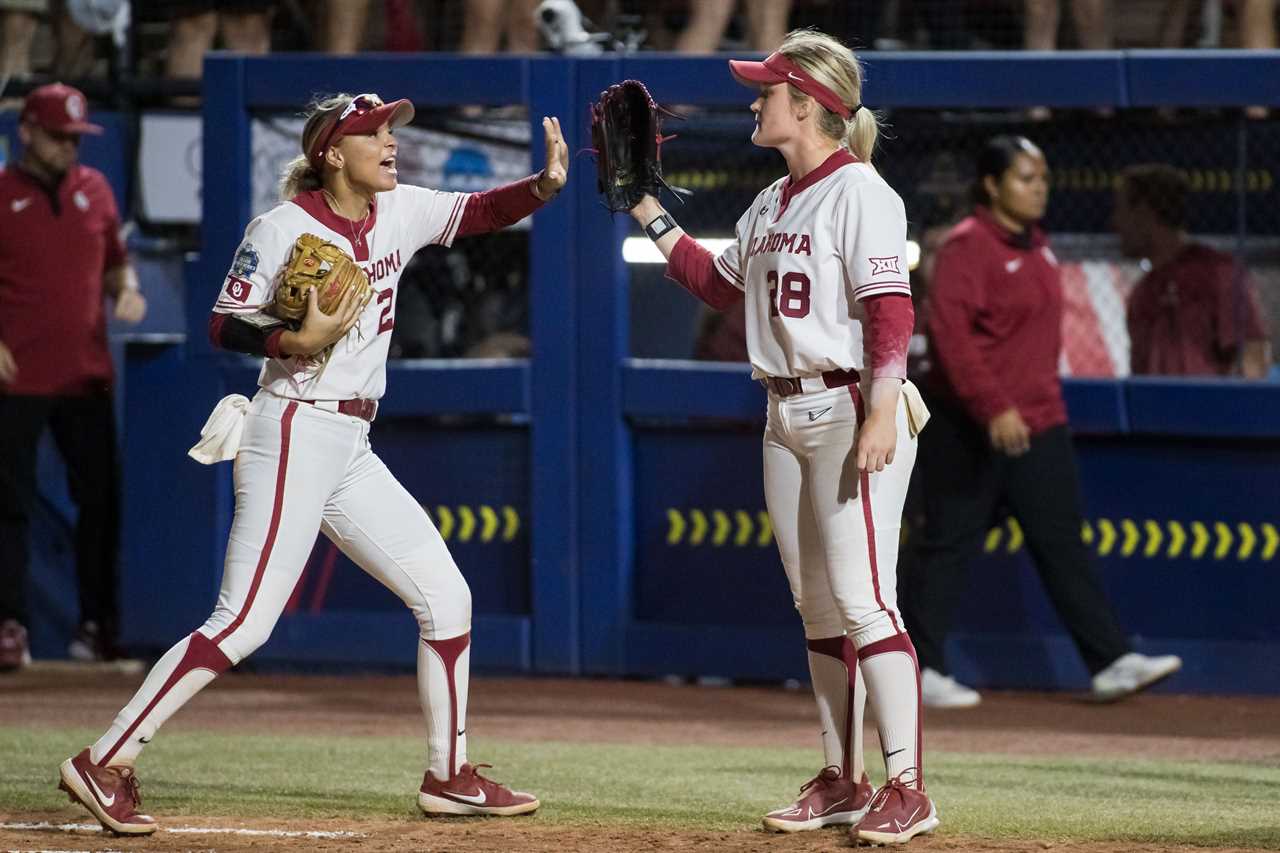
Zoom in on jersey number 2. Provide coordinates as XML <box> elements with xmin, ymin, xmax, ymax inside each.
<box><xmin>377</xmin><ymin>288</ymin><xmax>395</xmax><ymax>334</ymax></box>
<box><xmin>767</xmin><ymin>270</ymin><xmax>811</xmax><ymax>319</ymax></box>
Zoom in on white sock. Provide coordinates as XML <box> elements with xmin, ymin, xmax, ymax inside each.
<box><xmin>90</xmin><ymin>632</ymin><xmax>231</xmax><ymax>767</ymax></box>
<box><xmin>857</xmin><ymin>634</ymin><xmax>923</xmax><ymax>786</ymax></box>
<box><xmin>806</xmin><ymin>636</ymin><xmax>865</xmax><ymax>779</ymax></box>
<box><xmin>420</xmin><ymin>632</ymin><xmax>471</xmax><ymax>781</ymax></box>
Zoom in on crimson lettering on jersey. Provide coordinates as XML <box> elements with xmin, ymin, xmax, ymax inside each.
<box><xmin>210</xmin><ymin>184</ymin><xmax>469</xmax><ymax>401</ymax></box>
<box><xmin>748</xmin><ymin>232</ymin><xmax>813</xmax><ymax>258</ymax></box>
<box><xmin>713</xmin><ymin>149</ymin><xmax>911</xmax><ymax>380</ymax></box>
<box><xmin>363</xmin><ymin>250</ymin><xmax>402</xmax><ymax>285</ymax></box>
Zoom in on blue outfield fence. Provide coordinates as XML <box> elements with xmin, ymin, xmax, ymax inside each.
<box><xmin>106</xmin><ymin>50</ymin><xmax>1280</xmax><ymax>693</ymax></box>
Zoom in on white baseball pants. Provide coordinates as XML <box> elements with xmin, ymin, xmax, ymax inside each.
<box><xmin>91</xmin><ymin>392</ymin><xmax>473</xmax><ymax>780</ymax></box>
<box><xmin>763</xmin><ymin>383</ymin><xmax>926</xmax><ymax>786</ymax></box>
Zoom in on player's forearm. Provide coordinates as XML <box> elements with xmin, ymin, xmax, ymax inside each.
<box><xmin>454</xmin><ymin>176</ymin><xmax>549</xmax><ymax>238</ymax></box>
<box><xmin>209</xmin><ymin>312</ymin><xmax>288</xmax><ymax>358</ymax></box>
<box><xmin>865</xmin><ymin>377</ymin><xmax>902</xmax><ymax>423</ymax></box>
<box><xmin>629</xmin><ymin>196</ymin><xmax>684</xmax><ymax>259</ymax></box>
<box><xmin>1241</xmin><ymin>340</ymin><xmax>1271</xmax><ymax>379</ymax></box>
<box><xmin>863</xmin><ymin>294</ymin><xmax>913</xmax><ymax>381</ymax></box>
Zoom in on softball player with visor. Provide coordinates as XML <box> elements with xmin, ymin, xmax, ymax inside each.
<box><xmin>57</xmin><ymin>91</ymin><xmax>568</xmax><ymax>835</ymax></box>
<box><xmin>626</xmin><ymin>29</ymin><xmax>938</xmax><ymax>846</ymax></box>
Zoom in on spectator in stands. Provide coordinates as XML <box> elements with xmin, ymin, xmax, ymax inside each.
<box><xmin>1239</xmin><ymin>0</ymin><xmax>1276</xmax><ymax>118</ymax></box>
<box><xmin>1115</xmin><ymin>164</ymin><xmax>1270</xmax><ymax>378</ymax></box>
<box><xmin>463</xmin><ymin>0</ymin><xmax>540</xmax><ymax>53</ymax></box>
<box><xmin>0</xmin><ymin>1</ymin><xmax>98</xmax><ymax>83</ymax></box>
<box><xmin>899</xmin><ymin>135</ymin><xmax>1182</xmax><ymax>708</ymax></box>
<box><xmin>321</xmin><ymin>0</ymin><xmax>372</xmax><ymax>53</ymax></box>
<box><xmin>161</xmin><ymin>0</ymin><xmax>274</xmax><ymax>80</ymax></box>
<box><xmin>1</xmin><ymin>0</ymin><xmax>41</xmax><ymax>82</ymax></box>
<box><xmin>1023</xmin><ymin>0</ymin><xmax>1112</xmax><ymax>119</ymax></box>
<box><xmin>673</xmin><ymin>0</ymin><xmax>794</xmax><ymax>52</ymax></box>
<box><xmin>1024</xmin><ymin>0</ymin><xmax>1112</xmax><ymax>49</ymax></box>
<box><xmin>0</xmin><ymin>84</ymin><xmax>146</xmax><ymax>670</ymax></box>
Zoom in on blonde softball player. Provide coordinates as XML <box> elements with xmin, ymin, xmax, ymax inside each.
<box><xmin>57</xmin><ymin>92</ymin><xmax>568</xmax><ymax>835</ymax></box>
<box><xmin>626</xmin><ymin>30</ymin><xmax>938</xmax><ymax>845</ymax></box>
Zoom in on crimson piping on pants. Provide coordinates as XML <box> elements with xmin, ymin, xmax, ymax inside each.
<box><xmin>213</xmin><ymin>401</ymin><xmax>298</xmax><ymax>645</ymax></box>
<box><xmin>98</xmin><ymin>632</ymin><xmax>231</xmax><ymax>765</ymax></box>
<box><xmin>807</xmin><ymin>635</ymin><xmax>859</xmax><ymax>779</ymax></box>
<box><xmin>423</xmin><ymin>632</ymin><xmax>470</xmax><ymax>778</ymax></box>
<box><xmin>857</xmin><ymin>632</ymin><xmax>924</xmax><ymax>788</ymax></box>
<box><xmin>849</xmin><ymin>386</ymin><xmax>902</xmax><ymax>634</ymax></box>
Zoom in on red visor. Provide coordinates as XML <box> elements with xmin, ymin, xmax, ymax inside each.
<box><xmin>308</xmin><ymin>93</ymin><xmax>414</xmax><ymax>168</ymax></box>
<box><xmin>728</xmin><ymin>52</ymin><xmax>858</xmax><ymax>120</ymax></box>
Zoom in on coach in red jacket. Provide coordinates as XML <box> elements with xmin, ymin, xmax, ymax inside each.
<box><xmin>0</xmin><ymin>83</ymin><xmax>146</xmax><ymax>670</ymax></box>
<box><xmin>899</xmin><ymin>135</ymin><xmax>1181</xmax><ymax>708</ymax></box>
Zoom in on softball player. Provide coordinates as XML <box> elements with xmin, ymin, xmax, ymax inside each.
<box><xmin>58</xmin><ymin>92</ymin><xmax>568</xmax><ymax>835</ymax></box>
<box><xmin>627</xmin><ymin>30</ymin><xmax>938</xmax><ymax>845</ymax></box>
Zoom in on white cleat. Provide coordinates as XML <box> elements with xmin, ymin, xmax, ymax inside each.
<box><xmin>921</xmin><ymin>667</ymin><xmax>981</xmax><ymax>709</ymax></box>
<box><xmin>1091</xmin><ymin>653</ymin><xmax>1182</xmax><ymax>702</ymax></box>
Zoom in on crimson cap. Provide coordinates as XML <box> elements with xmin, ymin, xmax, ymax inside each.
<box><xmin>728</xmin><ymin>52</ymin><xmax>859</xmax><ymax>120</ymax></box>
<box><xmin>21</xmin><ymin>83</ymin><xmax>104</xmax><ymax>135</ymax></box>
<box><xmin>308</xmin><ymin>93</ymin><xmax>414</xmax><ymax>168</ymax></box>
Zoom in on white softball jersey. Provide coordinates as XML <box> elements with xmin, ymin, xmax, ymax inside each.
<box><xmin>713</xmin><ymin>150</ymin><xmax>911</xmax><ymax>380</ymax></box>
<box><xmin>211</xmin><ymin>184</ymin><xmax>468</xmax><ymax>401</ymax></box>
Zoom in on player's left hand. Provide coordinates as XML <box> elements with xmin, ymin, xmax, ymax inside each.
<box><xmin>533</xmin><ymin>116</ymin><xmax>568</xmax><ymax>200</ymax></box>
<box><xmin>856</xmin><ymin>412</ymin><xmax>897</xmax><ymax>473</ymax></box>
<box><xmin>114</xmin><ymin>288</ymin><xmax>148</xmax><ymax>324</ymax></box>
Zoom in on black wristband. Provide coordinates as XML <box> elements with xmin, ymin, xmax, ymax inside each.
<box><xmin>644</xmin><ymin>213</ymin><xmax>677</xmax><ymax>242</ymax></box>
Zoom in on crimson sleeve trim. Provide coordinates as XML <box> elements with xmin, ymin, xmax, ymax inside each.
<box><xmin>863</xmin><ymin>294</ymin><xmax>914</xmax><ymax>381</ymax></box>
<box><xmin>454</xmin><ymin>176</ymin><xmax>545</xmax><ymax>238</ymax></box>
<box><xmin>665</xmin><ymin>234</ymin><xmax>743</xmax><ymax>311</ymax></box>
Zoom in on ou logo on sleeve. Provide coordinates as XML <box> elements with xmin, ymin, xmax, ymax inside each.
<box><xmin>224</xmin><ymin>276</ymin><xmax>251</xmax><ymax>303</ymax></box>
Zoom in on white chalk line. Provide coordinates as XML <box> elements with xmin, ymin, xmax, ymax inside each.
<box><xmin>2</xmin><ymin>821</ymin><xmax>365</xmax><ymax>839</ymax></box>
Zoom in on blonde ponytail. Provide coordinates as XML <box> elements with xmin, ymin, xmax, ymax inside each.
<box><xmin>779</xmin><ymin>28</ymin><xmax>883</xmax><ymax>163</ymax></box>
<box><xmin>279</xmin><ymin>154</ymin><xmax>322</xmax><ymax>199</ymax></box>
<box><xmin>844</xmin><ymin>106</ymin><xmax>881</xmax><ymax>163</ymax></box>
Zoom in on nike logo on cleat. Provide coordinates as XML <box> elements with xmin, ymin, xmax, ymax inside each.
<box><xmin>85</xmin><ymin>773</ymin><xmax>115</xmax><ymax>807</ymax></box>
<box><xmin>876</xmin><ymin>806</ymin><xmax>923</xmax><ymax>831</ymax></box>
<box><xmin>446</xmin><ymin>789</ymin><xmax>487</xmax><ymax>805</ymax></box>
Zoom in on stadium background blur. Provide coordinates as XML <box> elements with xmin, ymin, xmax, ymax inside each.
<box><xmin>2</xmin><ymin>0</ymin><xmax>1277</xmax><ymax>695</ymax></box>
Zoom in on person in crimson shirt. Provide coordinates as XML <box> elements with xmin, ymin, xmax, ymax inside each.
<box><xmin>0</xmin><ymin>83</ymin><xmax>146</xmax><ymax>671</ymax></box>
<box><xmin>899</xmin><ymin>136</ymin><xmax>1182</xmax><ymax>709</ymax></box>
<box><xmin>1115</xmin><ymin>163</ymin><xmax>1270</xmax><ymax>378</ymax></box>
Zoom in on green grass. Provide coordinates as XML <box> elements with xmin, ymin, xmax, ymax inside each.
<box><xmin>4</xmin><ymin>727</ymin><xmax>1278</xmax><ymax>848</ymax></box>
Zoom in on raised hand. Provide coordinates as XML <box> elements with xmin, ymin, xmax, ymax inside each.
<box><xmin>534</xmin><ymin>116</ymin><xmax>568</xmax><ymax>200</ymax></box>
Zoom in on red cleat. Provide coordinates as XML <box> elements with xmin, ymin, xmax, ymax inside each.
<box><xmin>762</xmin><ymin>766</ymin><xmax>874</xmax><ymax>832</ymax></box>
<box><xmin>418</xmin><ymin>762</ymin><xmax>539</xmax><ymax>816</ymax></box>
<box><xmin>58</xmin><ymin>748</ymin><xmax>157</xmax><ymax>836</ymax></box>
<box><xmin>852</xmin><ymin>773</ymin><xmax>939</xmax><ymax>845</ymax></box>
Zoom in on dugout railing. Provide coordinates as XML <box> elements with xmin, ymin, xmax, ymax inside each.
<box><xmin>139</xmin><ymin>50</ymin><xmax>1280</xmax><ymax>692</ymax></box>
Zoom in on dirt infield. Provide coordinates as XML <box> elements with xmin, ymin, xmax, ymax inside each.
<box><xmin>3</xmin><ymin>668</ymin><xmax>1278</xmax><ymax>852</ymax></box>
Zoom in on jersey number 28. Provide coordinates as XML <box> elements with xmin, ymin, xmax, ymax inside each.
<box><xmin>767</xmin><ymin>270</ymin><xmax>811</xmax><ymax>319</ymax></box>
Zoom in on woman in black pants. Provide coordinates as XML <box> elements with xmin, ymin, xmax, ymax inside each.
<box><xmin>900</xmin><ymin>135</ymin><xmax>1181</xmax><ymax>708</ymax></box>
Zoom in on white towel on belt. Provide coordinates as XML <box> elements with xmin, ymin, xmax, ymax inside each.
<box><xmin>188</xmin><ymin>394</ymin><xmax>251</xmax><ymax>465</ymax></box>
<box><xmin>901</xmin><ymin>379</ymin><xmax>931</xmax><ymax>437</ymax></box>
